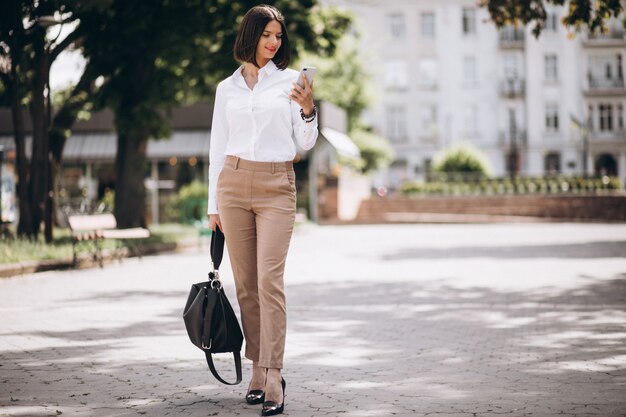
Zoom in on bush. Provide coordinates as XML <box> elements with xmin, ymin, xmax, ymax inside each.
<box><xmin>166</xmin><ymin>180</ymin><xmax>208</xmax><ymax>223</ymax></box>
<box><xmin>400</xmin><ymin>175</ymin><xmax>623</xmax><ymax>197</ymax></box>
<box><xmin>432</xmin><ymin>144</ymin><xmax>491</xmax><ymax>178</ymax></box>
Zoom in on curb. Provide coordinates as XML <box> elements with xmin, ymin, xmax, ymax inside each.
<box><xmin>0</xmin><ymin>240</ymin><xmax>199</xmax><ymax>279</ymax></box>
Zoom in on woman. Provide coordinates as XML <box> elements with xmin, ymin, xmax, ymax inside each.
<box><xmin>207</xmin><ymin>4</ymin><xmax>318</xmax><ymax>416</ymax></box>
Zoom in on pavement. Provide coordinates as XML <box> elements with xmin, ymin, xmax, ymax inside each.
<box><xmin>1</xmin><ymin>222</ymin><xmax>626</xmax><ymax>417</ymax></box>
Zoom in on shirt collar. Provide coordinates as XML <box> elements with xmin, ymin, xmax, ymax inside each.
<box><xmin>233</xmin><ymin>60</ymin><xmax>278</xmax><ymax>85</ymax></box>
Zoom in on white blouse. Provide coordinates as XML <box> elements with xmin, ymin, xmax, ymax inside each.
<box><xmin>207</xmin><ymin>60</ymin><xmax>319</xmax><ymax>214</ymax></box>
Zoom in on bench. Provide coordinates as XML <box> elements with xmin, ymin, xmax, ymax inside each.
<box><xmin>67</xmin><ymin>213</ymin><xmax>150</xmax><ymax>267</ymax></box>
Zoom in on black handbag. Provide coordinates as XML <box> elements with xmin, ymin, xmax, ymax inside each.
<box><xmin>183</xmin><ymin>226</ymin><xmax>244</xmax><ymax>385</ymax></box>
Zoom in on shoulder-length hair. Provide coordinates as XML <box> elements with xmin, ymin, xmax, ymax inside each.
<box><xmin>233</xmin><ymin>4</ymin><xmax>290</xmax><ymax>70</ymax></box>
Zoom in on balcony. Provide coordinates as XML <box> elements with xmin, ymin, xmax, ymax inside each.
<box><xmin>582</xmin><ymin>26</ymin><xmax>626</xmax><ymax>47</ymax></box>
<box><xmin>499</xmin><ymin>26</ymin><xmax>525</xmax><ymax>49</ymax></box>
<box><xmin>500</xmin><ymin>78</ymin><xmax>525</xmax><ymax>99</ymax></box>
<box><xmin>498</xmin><ymin>129</ymin><xmax>527</xmax><ymax>147</ymax></box>
<box><xmin>584</xmin><ymin>76</ymin><xmax>626</xmax><ymax>97</ymax></box>
<box><xmin>589</xmin><ymin>129</ymin><xmax>626</xmax><ymax>143</ymax></box>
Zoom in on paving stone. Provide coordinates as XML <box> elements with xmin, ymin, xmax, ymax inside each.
<box><xmin>1</xmin><ymin>223</ymin><xmax>626</xmax><ymax>416</ymax></box>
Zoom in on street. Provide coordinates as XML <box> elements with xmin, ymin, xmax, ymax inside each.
<box><xmin>1</xmin><ymin>223</ymin><xmax>626</xmax><ymax>416</ymax></box>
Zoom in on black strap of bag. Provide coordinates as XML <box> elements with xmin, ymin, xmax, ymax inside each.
<box><xmin>204</xmin><ymin>226</ymin><xmax>243</xmax><ymax>385</ymax></box>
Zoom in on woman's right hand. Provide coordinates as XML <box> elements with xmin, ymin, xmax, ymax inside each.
<box><xmin>209</xmin><ymin>214</ymin><xmax>222</xmax><ymax>232</ymax></box>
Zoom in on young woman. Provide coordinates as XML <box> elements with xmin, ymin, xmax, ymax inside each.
<box><xmin>207</xmin><ymin>4</ymin><xmax>318</xmax><ymax>416</ymax></box>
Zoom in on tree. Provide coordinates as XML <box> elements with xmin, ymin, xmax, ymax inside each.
<box><xmin>0</xmin><ymin>0</ymin><xmax>91</xmax><ymax>240</ymax></box>
<box><xmin>297</xmin><ymin>26</ymin><xmax>394</xmax><ymax>174</ymax></box>
<box><xmin>80</xmin><ymin>0</ymin><xmax>352</xmax><ymax>228</ymax></box>
<box><xmin>349</xmin><ymin>128</ymin><xmax>394</xmax><ymax>174</ymax></box>
<box><xmin>298</xmin><ymin>35</ymin><xmax>371</xmax><ymax>132</ymax></box>
<box><xmin>480</xmin><ymin>0</ymin><xmax>625</xmax><ymax>37</ymax></box>
<box><xmin>1</xmin><ymin>0</ymin><xmax>351</xmax><ymax>235</ymax></box>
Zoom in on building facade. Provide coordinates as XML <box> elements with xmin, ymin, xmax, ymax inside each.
<box><xmin>323</xmin><ymin>0</ymin><xmax>626</xmax><ymax>187</ymax></box>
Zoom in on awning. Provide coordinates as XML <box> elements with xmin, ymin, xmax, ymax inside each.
<box><xmin>320</xmin><ymin>127</ymin><xmax>361</xmax><ymax>160</ymax></box>
<box><xmin>0</xmin><ymin>130</ymin><xmax>210</xmax><ymax>163</ymax></box>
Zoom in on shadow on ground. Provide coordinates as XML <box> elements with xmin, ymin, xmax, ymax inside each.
<box><xmin>2</xmin><ymin>270</ymin><xmax>626</xmax><ymax>416</ymax></box>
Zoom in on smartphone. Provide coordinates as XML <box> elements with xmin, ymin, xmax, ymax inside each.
<box><xmin>296</xmin><ymin>66</ymin><xmax>316</xmax><ymax>88</ymax></box>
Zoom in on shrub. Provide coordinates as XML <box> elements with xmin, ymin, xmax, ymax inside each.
<box><xmin>432</xmin><ymin>144</ymin><xmax>491</xmax><ymax>178</ymax></box>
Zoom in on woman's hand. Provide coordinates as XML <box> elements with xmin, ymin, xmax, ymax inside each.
<box><xmin>209</xmin><ymin>214</ymin><xmax>222</xmax><ymax>232</ymax></box>
<box><xmin>290</xmin><ymin>75</ymin><xmax>315</xmax><ymax>116</ymax></box>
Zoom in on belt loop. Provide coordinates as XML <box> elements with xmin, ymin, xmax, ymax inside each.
<box><xmin>271</xmin><ymin>162</ymin><xmax>275</xmax><ymax>174</ymax></box>
<box><xmin>234</xmin><ymin>157</ymin><xmax>240</xmax><ymax>170</ymax></box>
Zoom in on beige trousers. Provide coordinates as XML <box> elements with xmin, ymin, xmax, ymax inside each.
<box><xmin>216</xmin><ymin>155</ymin><xmax>296</xmax><ymax>369</ymax></box>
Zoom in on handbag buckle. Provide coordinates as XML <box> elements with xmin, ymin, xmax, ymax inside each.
<box><xmin>210</xmin><ymin>279</ymin><xmax>222</xmax><ymax>291</ymax></box>
<box><xmin>202</xmin><ymin>339</ymin><xmax>212</xmax><ymax>350</ymax></box>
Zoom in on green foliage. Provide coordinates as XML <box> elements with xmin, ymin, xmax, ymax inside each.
<box><xmin>348</xmin><ymin>128</ymin><xmax>394</xmax><ymax>174</ymax></box>
<box><xmin>100</xmin><ymin>189</ymin><xmax>115</xmax><ymax>211</ymax></box>
<box><xmin>481</xmin><ymin>0</ymin><xmax>625</xmax><ymax>37</ymax></box>
<box><xmin>297</xmin><ymin>29</ymin><xmax>370</xmax><ymax>131</ymax></box>
<box><xmin>400</xmin><ymin>175</ymin><xmax>622</xmax><ymax>196</ymax></box>
<box><xmin>166</xmin><ymin>180</ymin><xmax>208</xmax><ymax>224</ymax></box>
<box><xmin>432</xmin><ymin>145</ymin><xmax>491</xmax><ymax>177</ymax></box>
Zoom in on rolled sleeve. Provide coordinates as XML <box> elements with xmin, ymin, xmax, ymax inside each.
<box><xmin>291</xmin><ymin>98</ymin><xmax>319</xmax><ymax>151</ymax></box>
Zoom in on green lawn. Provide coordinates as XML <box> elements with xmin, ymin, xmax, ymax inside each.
<box><xmin>0</xmin><ymin>223</ymin><xmax>200</xmax><ymax>265</ymax></box>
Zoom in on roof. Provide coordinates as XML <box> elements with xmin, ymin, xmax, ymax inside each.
<box><xmin>0</xmin><ymin>102</ymin><xmax>214</xmax><ymax>135</ymax></box>
<box><xmin>0</xmin><ymin>130</ymin><xmax>210</xmax><ymax>162</ymax></box>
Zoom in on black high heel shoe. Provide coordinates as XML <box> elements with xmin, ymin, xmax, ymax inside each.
<box><xmin>245</xmin><ymin>387</ymin><xmax>265</xmax><ymax>405</ymax></box>
<box><xmin>261</xmin><ymin>377</ymin><xmax>286</xmax><ymax>416</ymax></box>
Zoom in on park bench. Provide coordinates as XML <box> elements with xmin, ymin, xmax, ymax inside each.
<box><xmin>67</xmin><ymin>213</ymin><xmax>150</xmax><ymax>267</ymax></box>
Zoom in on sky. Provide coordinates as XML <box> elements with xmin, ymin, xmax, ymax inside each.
<box><xmin>50</xmin><ymin>49</ymin><xmax>85</xmax><ymax>91</ymax></box>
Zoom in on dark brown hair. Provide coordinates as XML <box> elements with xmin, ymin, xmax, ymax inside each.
<box><xmin>233</xmin><ymin>4</ymin><xmax>290</xmax><ymax>69</ymax></box>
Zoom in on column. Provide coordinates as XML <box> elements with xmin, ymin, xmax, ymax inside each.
<box><xmin>85</xmin><ymin>163</ymin><xmax>95</xmax><ymax>200</ymax></box>
<box><xmin>617</xmin><ymin>151</ymin><xmax>626</xmax><ymax>188</ymax></box>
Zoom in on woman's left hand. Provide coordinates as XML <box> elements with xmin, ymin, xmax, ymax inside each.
<box><xmin>290</xmin><ymin>76</ymin><xmax>315</xmax><ymax>117</ymax></box>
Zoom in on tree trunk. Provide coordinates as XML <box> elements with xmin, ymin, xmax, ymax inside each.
<box><xmin>27</xmin><ymin>30</ymin><xmax>50</xmax><ymax>240</ymax></box>
<box><xmin>9</xmin><ymin>74</ymin><xmax>33</xmax><ymax>237</ymax></box>
<box><xmin>114</xmin><ymin>132</ymin><xmax>148</xmax><ymax>228</ymax></box>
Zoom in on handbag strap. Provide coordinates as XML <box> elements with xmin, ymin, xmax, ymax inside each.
<box><xmin>205</xmin><ymin>225</ymin><xmax>241</xmax><ymax>385</ymax></box>
<box><xmin>205</xmin><ymin>351</ymin><xmax>243</xmax><ymax>385</ymax></box>
<box><xmin>210</xmin><ymin>225</ymin><xmax>225</xmax><ymax>271</ymax></box>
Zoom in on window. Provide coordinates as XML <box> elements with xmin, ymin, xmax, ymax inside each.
<box><xmin>503</xmin><ymin>54</ymin><xmax>519</xmax><ymax>79</ymax></box>
<box><xmin>588</xmin><ymin>54</ymin><xmax>620</xmax><ymax>88</ymax></box>
<box><xmin>420</xmin><ymin>105</ymin><xmax>437</xmax><ymax>136</ymax></box>
<box><xmin>386</xmin><ymin>106</ymin><xmax>407</xmax><ymax>142</ymax></box>
<box><xmin>384</xmin><ymin>60</ymin><xmax>409</xmax><ymax>91</ymax></box>
<box><xmin>462</xmin><ymin>8</ymin><xmax>476</xmax><ymax>35</ymax></box>
<box><xmin>599</xmin><ymin>103</ymin><xmax>613</xmax><ymax>131</ymax></box>
<box><xmin>545</xmin><ymin>54</ymin><xmax>558</xmax><ymax>81</ymax></box>
<box><xmin>464</xmin><ymin>56</ymin><xmax>477</xmax><ymax>85</ymax></box>
<box><xmin>545</xmin><ymin>103</ymin><xmax>559</xmax><ymax>132</ymax></box>
<box><xmin>418</xmin><ymin>59</ymin><xmax>438</xmax><ymax>90</ymax></box>
<box><xmin>544</xmin><ymin>152</ymin><xmax>561</xmax><ymax>175</ymax></box>
<box><xmin>618</xmin><ymin>54</ymin><xmax>623</xmax><ymax>80</ymax></box>
<box><xmin>618</xmin><ymin>103</ymin><xmax>624</xmax><ymax>130</ymax></box>
<box><xmin>387</xmin><ymin>13</ymin><xmax>405</xmax><ymax>40</ymax></box>
<box><xmin>421</xmin><ymin>12</ymin><xmax>435</xmax><ymax>38</ymax></box>
<box><xmin>546</xmin><ymin>12</ymin><xmax>559</xmax><ymax>32</ymax></box>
